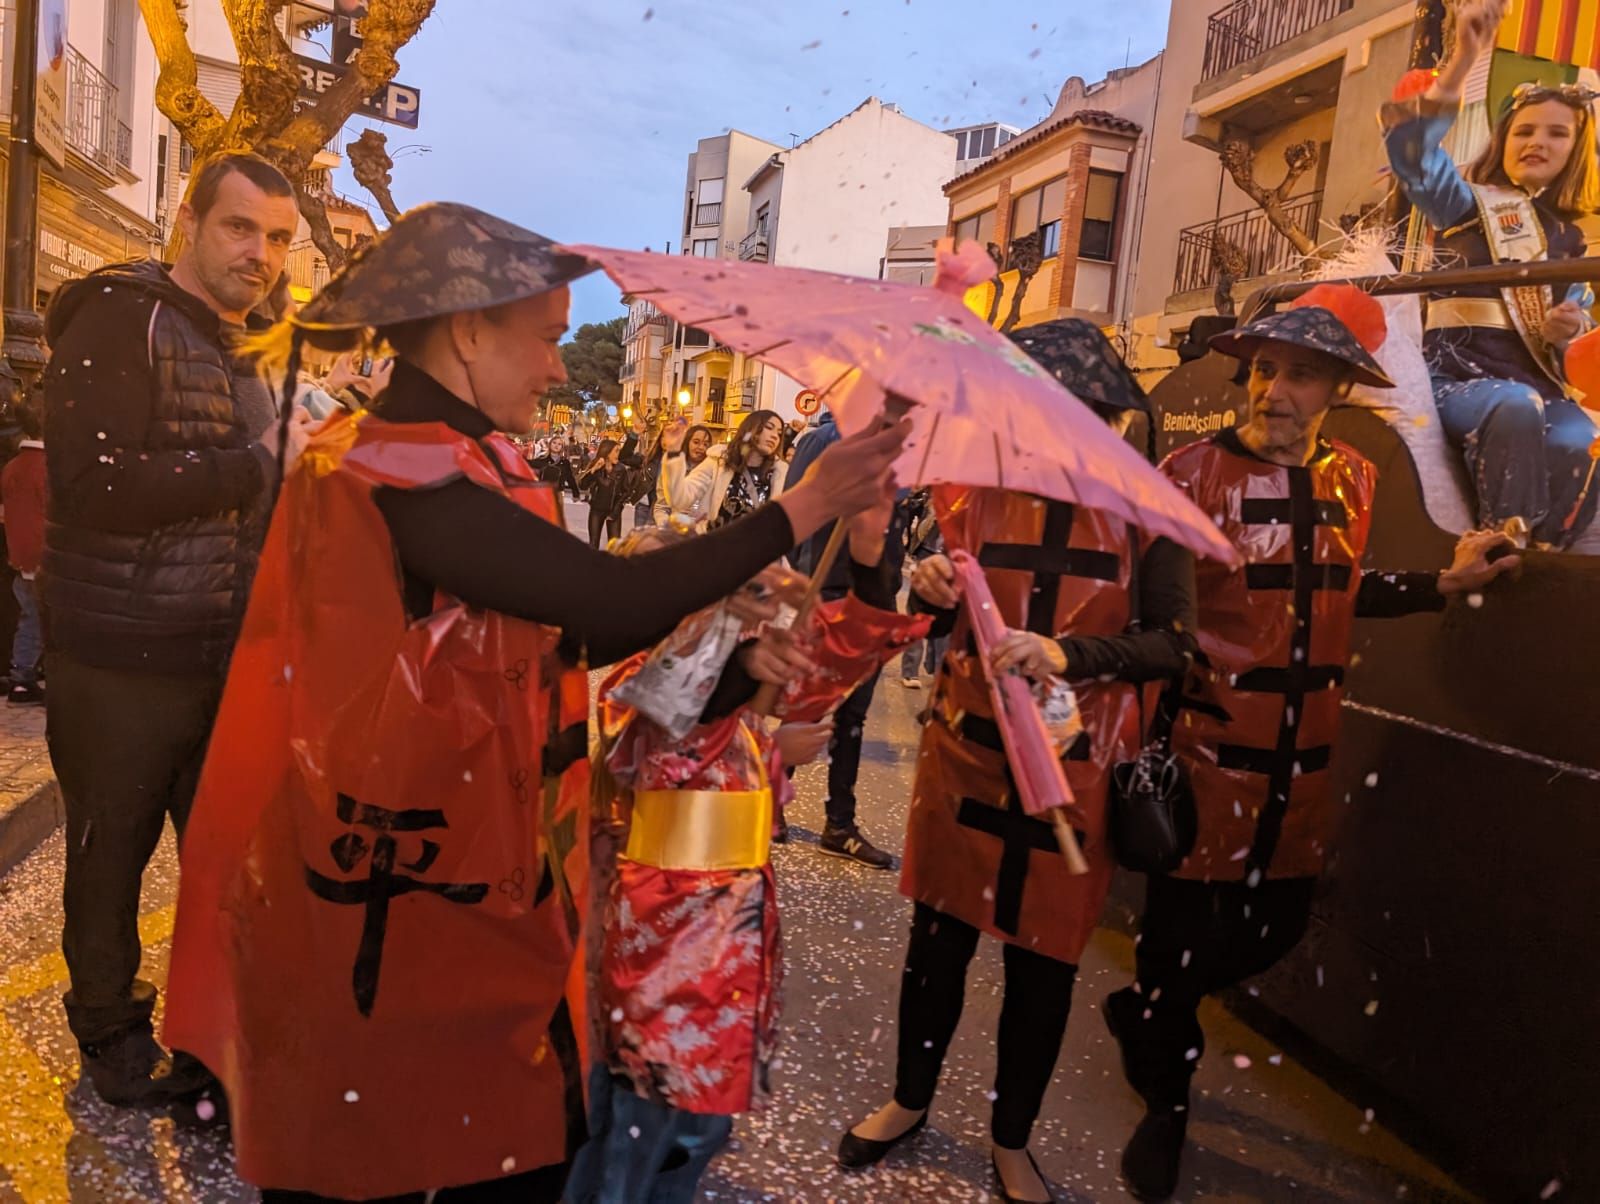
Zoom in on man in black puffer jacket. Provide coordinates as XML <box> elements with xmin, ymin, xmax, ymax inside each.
<box><xmin>41</xmin><ymin>152</ymin><xmax>311</xmax><ymax>1108</ymax></box>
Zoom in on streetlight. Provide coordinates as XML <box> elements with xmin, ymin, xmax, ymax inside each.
<box><xmin>676</xmin><ymin>387</ymin><xmax>693</xmax><ymax>408</ymax></box>
<box><xmin>621</xmin><ymin>405</ymin><xmax>633</xmax><ymax>421</ymax></box>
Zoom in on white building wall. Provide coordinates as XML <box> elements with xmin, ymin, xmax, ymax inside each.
<box><xmin>758</xmin><ymin>99</ymin><xmax>955</xmax><ymax>417</ymax></box>
<box><xmin>107</xmin><ymin>8</ymin><xmax>164</xmax><ymax>223</ymax></box>
<box><xmin>767</xmin><ymin>99</ymin><xmax>955</xmax><ymax>278</ymax></box>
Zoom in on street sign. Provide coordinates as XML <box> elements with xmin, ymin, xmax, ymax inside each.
<box><xmin>36</xmin><ymin>0</ymin><xmax>68</xmax><ymax>168</ymax></box>
<box><xmin>332</xmin><ymin>19</ymin><xmax>361</xmax><ymax>65</ymax></box>
<box><xmin>795</xmin><ymin>390</ymin><xmax>821</xmax><ymax>416</ymax></box>
<box><xmin>295</xmin><ymin>53</ymin><xmax>421</xmax><ymax>129</ymax></box>
<box><xmin>332</xmin><ymin>14</ymin><xmax>363</xmax><ymax>66</ymax></box>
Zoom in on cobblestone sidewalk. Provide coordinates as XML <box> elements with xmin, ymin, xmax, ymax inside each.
<box><xmin>0</xmin><ymin>702</ymin><xmax>55</xmax><ymax>877</ymax></box>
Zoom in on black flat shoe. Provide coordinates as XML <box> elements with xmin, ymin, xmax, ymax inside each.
<box><xmin>991</xmin><ymin>1147</ymin><xmax>1055</xmax><ymax>1203</ymax></box>
<box><xmin>836</xmin><ymin>1110</ymin><xmax>927</xmax><ymax>1169</ymax></box>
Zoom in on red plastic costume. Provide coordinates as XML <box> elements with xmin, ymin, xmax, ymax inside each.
<box><xmin>1160</xmin><ymin>433</ymin><xmax>1376</xmax><ymax>882</ymax></box>
<box><xmin>593</xmin><ymin>591</ymin><xmax>925</xmax><ymax>1115</ymax></box>
<box><xmin>901</xmin><ymin>486</ymin><xmax>1141</xmax><ymax>965</ymax></box>
<box><xmin>164</xmin><ymin>416</ymin><xmax>591</xmax><ymax>1200</ymax></box>
<box><xmin>776</xmin><ymin>590</ymin><xmax>930</xmax><ymax>724</ymax></box>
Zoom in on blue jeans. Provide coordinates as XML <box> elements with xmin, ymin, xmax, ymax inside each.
<box><xmin>1433</xmin><ymin>376</ymin><xmax>1600</xmax><ymax>545</ymax></box>
<box><xmin>901</xmin><ymin>634</ymin><xmax>947</xmax><ymax>679</ymax></box>
<box><xmin>10</xmin><ymin>575</ymin><xmax>41</xmax><ymax>686</ymax></box>
<box><xmin>565</xmin><ymin>1066</ymin><xmax>734</xmax><ymax>1204</ymax></box>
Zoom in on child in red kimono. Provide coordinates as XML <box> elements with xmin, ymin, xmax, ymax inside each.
<box><xmin>567</xmin><ymin>511</ymin><xmax>927</xmax><ymax>1204</ymax></box>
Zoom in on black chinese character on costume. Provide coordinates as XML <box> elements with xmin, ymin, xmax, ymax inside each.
<box><xmin>305</xmin><ymin>793</ymin><xmax>489</xmax><ymax>1016</ymax></box>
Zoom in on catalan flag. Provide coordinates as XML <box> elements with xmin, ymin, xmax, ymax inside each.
<box><xmin>1497</xmin><ymin>0</ymin><xmax>1600</xmax><ymax>70</ymax></box>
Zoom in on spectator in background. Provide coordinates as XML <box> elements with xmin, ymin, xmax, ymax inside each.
<box><xmin>534</xmin><ymin>434</ymin><xmax>581</xmax><ymax>499</ymax></box>
<box><xmin>678</xmin><ymin>410</ymin><xmax>789</xmax><ymax>532</ymax></box>
<box><xmin>654</xmin><ymin>421</ymin><xmax>712</xmax><ymax>525</ymax></box>
<box><xmin>318</xmin><ymin>349</ymin><xmax>395</xmax><ymax>413</ymax></box>
<box><xmin>784</xmin><ymin>407</ymin><xmax>903</xmax><ymax>869</ymax></box>
<box><xmin>40</xmin><ymin>151</ymin><xmax>312</xmax><ymax>1108</ymax></box>
<box><xmin>896</xmin><ymin>489</ymin><xmax>947</xmax><ymax>689</ymax></box>
<box><xmin>3</xmin><ymin>396</ymin><xmax>46</xmax><ymax>706</ymax></box>
<box><xmin>579</xmin><ymin>432</ymin><xmax>642</xmax><ymax>548</ymax></box>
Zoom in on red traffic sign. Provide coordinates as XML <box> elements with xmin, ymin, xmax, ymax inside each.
<box><xmin>795</xmin><ymin>390</ymin><xmax>820</xmax><ymax>416</ymax></box>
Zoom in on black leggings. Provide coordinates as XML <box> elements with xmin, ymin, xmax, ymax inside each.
<box><xmin>1113</xmin><ymin>874</ymin><xmax>1317</xmax><ymax>1108</ymax></box>
<box><xmin>587</xmin><ymin>505</ymin><xmax>621</xmax><ymax>549</ymax></box>
<box><xmin>892</xmin><ymin>902</ymin><xmax>1078</xmax><ymax>1148</ymax></box>
<box><xmin>259</xmin><ymin>1162</ymin><xmax>567</xmax><ymax>1203</ymax></box>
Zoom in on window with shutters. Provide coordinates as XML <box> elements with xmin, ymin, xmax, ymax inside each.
<box><xmin>1079</xmin><ymin>171</ymin><xmax>1124</xmax><ymax>262</ymax></box>
<box><xmin>1010</xmin><ymin>175</ymin><xmax>1068</xmax><ymax>258</ymax></box>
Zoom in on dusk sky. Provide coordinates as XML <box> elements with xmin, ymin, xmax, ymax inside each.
<box><xmin>327</xmin><ymin>0</ymin><xmax>1172</xmax><ymax>332</ymax></box>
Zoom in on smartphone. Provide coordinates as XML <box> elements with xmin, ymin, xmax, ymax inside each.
<box><xmin>359</xmin><ymin>355</ymin><xmax>374</xmax><ymax>377</ymax></box>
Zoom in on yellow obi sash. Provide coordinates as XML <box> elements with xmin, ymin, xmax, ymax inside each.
<box><xmin>623</xmin><ymin>727</ymin><xmax>773</xmax><ymax>871</ymax></box>
<box><xmin>624</xmin><ymin>789</ymin><xmax>772</xmax><ymax>871</ymax></box>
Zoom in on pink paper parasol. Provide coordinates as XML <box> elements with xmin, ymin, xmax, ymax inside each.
<box><xmin>564</xmin><ymin>240</ymin><xmax>1240</xmax><ymax>569</ymax></box>
<box><xmin>951</xmin><ymin>550</ymin><xmax>1089</xmax><ymax>874</ymax></box>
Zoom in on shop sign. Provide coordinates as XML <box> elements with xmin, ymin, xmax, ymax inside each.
<box><xmin>36</xmin><ymin>0</ymin><xmax>69</xmax><ymax>167</ymax></box>
<box><xmin>39</xmin><ymin>226</ymin><xmax>107</xmax><ymax>282</ymax></box>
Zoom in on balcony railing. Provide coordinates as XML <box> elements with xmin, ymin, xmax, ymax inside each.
<box><xmin>67</xmin><ymin>48</ymin><xmax>119</xmax><ymax>173</ymax></box>
<box><xmin>1172</xmin><ymin>191</ymin><xmax>1323</xmax><ymax>295</ymax></box>
<box><xmin>694</xmin><ymin>202</ymin><xmax>722</xmax><ymax>226</ymax></box>
<box><xmin>1201</xmin><ymin>0</ymin><xmax>1354</xmax><ymax>82</ymax></box>
<box><xmin>619</xmin><ymin>360</ymin><xmax>637</xmax><ymax>381</ymax></box>
<box><xmin>738</xmin><ymin>230</ymin><xmax>769</xmax><ymax>262</ymax></box>
<box><xmin>115</xmin><ymin>120</ymin><xmax>133</xmax><ymax>170</ymax></box>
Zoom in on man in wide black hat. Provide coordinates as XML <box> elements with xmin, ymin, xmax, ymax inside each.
<box><xmin>1103</xmin><ymin>285</ymin><xmax>1516</xmax><ymax>1202</ymax></box>
<box><xmin>163</xmin><ymin>201</ymin><xmax>908</xmax><ymax>1204</ymax></box>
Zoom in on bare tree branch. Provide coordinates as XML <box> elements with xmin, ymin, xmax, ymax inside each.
<box><xmin>220</xmin><ymin>0</ymin><xmax>301</xmax><ymax>148</ymax></box>
<box><xmin>348</xmin><ymin>129</ymin><xmax>401</xmax><ymax>223</ymax></box>
<box><xmin>298</xmin><ymin>185</ymin><xmax>347</xmax><ymax>274</ymax></box>
<box><xmin>268</xmin><ymin>0</ymin><xmax>436</xmax><ymax>172</ymax></box>
<box><xmin>136</xmin><ymin>0</ymin><xmax>228</xmax><ymax>148</ymax></box>
<box><xmin>1219</xmin><ymin>137</ymin><xmax>1320</xmax><ymax>257</ymax></box>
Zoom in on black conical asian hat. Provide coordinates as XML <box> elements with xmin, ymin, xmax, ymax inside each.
<box><xmin>291</xmin><ymin>202</ymin><xmax>595</xmax><ymax>333</ymax></box>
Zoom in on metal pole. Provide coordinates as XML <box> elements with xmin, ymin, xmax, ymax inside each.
<box><xmin>3</xmin><ymin>0</ymin><xmax>48</xmax><ymax>403</ymax></box>
<box><xmin>1240</xmin><ymin>257</ymin><xmax>1600</xmax><ymax>321</ymax></box>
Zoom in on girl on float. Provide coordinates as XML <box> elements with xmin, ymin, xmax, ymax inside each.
<box><xmin>1383</xmin><ymin>0</ymin><xmax>1600</xmax><ymax>548</ymax></box>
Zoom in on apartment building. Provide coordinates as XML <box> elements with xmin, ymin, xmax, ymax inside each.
<box><xmin>944</xmin><ymin>55</ymin><xmax>1162</xmax><ymax>334</ymax></box>
<box><xmin>656</xmin><ymin>129</ymin><xmax>782</xmax><ymax>429</ymax></box>
<box><xmin>653</xmin><ymin>102</ymin><xmax>955</xmax><ymax>426</ymax></box>
<box><xmin>735</xmin><ymin>97</ymin><xmax>955</xmax><ymax>415</ymax></box>
<box><xmin>1123</xmin><ymin>0</ymin><xmax>1418</xmax><ymax>379</ymax></box>
<box><xmin>0</xmin><ymin>0</ymin><xmax>164</xmax><ymax>310</ymax></box>
<box><xmin>619</xmin><ymin>297</ymin><xmax>673</xmax><ymax>415</ymax></box>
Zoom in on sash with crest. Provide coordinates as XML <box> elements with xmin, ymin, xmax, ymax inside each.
<box><xmin>1470</xmin><ymin>182</ymin><xmax>1567</xmax><ymax>390</ymax></box>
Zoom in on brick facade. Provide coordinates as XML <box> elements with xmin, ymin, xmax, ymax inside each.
<box><xmin>1051</xmin><ymin>142</ymin><xmax>1095</xmax><ymax>311</ymax></box>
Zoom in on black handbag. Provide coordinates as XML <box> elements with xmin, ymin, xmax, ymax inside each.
<box><xmin>1108</xmin><ymin>525</ymin><xmax>1196</xmax><ymax>875</ymax></box>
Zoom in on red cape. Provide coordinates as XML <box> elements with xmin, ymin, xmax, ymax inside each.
<box><xmin>165</xmin><ymin>415</ymin><xmax>591</xmax><ymax>1197</ymax></box>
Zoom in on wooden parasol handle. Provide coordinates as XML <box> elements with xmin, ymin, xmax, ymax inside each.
<box><xmin>1048</xmin><ymin>809</ymin><xmax>1091</xmax><ymax>875</ymax></box>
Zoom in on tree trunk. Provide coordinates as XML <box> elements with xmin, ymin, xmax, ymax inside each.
<box><xmin>298</xmin><ymin>186</ymin><xmax>347</xmax><ymax>274</ymax></box>
<box><xmin>999</xmin><ymin>230</ymin><xmax>1045</xmax><ymax>333</ymax></box>
<box><xmin>140</xmin><ymin>0</ymin><xmax>435</xmax><ymax>265</ymax></box>
<box><xmin>1219</xmin><ymin>137</ymin><xmax>1320</xmax><ymax>260</ymax></box>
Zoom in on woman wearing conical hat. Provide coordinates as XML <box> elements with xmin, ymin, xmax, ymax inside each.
<box><xmin>162</xmin><ymin>202</ymin><xmax>906</xmax><ymax>1203</ymax></box>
